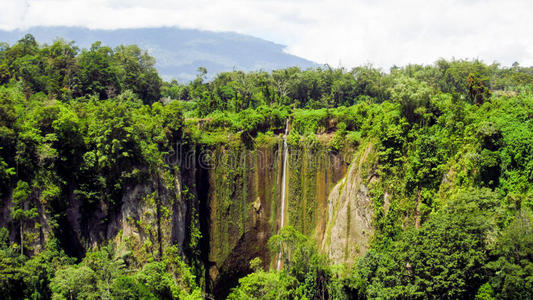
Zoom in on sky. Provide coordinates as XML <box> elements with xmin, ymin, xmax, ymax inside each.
<box><xmin>1</xmin><ymin>0</ymin><xmax>532</xmax><ymax>68</ymax></box>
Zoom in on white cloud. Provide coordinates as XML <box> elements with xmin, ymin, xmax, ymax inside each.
<box><xmin>0</xmin><ymin>0</ymin><xmax>532</xmax><ymax>68</ymax></box>
<box><xmin>0</xmin><ymin>0</ymin><xmax>29</xmax><ymax>29</ymax></box>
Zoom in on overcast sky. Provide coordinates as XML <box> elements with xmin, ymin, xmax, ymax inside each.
<box><xmin>1</xmin><ymin>0</ymin><xmax>532</xmax><ymax>68</ymax></box>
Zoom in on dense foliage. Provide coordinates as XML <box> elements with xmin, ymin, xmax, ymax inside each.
<box><xmin>0</xmin><ymin>34</ymin><xmax>161</xmax><ymax>104</ymax></box>
<box><xmin>1</xmin><ymin>35</ymin><xmax>532</xmax><ymax>299</ymax></box>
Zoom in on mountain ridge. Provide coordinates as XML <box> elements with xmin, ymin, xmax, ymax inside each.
<box><xmin>0</xmin><ymin>26</ymin><xmax>318</xmax><ymax>82</ymax></box>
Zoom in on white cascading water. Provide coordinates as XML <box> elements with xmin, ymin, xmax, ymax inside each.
<box><xmin>277</xmin><ymin>119</ymin><xmax>289</xmax><ymax>270</ymax></box>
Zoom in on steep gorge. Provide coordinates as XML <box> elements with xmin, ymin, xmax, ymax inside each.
<box><xmin>200</xmin><ymin>132</ymin><xmax>378</xmax><ymax>297</ymax></box>
<box><xmin>0</xmin><ymin>130</ymin><xmax>377</xmax><ymax>298</ymax></box>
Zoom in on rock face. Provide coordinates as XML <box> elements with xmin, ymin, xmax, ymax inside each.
<box><xmin>65</xmin><ymin>173</ymin><xmax>189</xmax><ymax>262</ymax></box>
<box><xmin>108</xmin><ymin>174</ymin><xmax>189</xmax><ymax>265</ymax></box>
<box><xmin>0</xmin><ymin>170</ymin><xmax>190</xmax><ymax>263</ymax></box>
<box><xmin>205</xmin><ymin>143</ymin><xmax>279</xmax><ymax>297</ymax></box>
<box><xmin>203</xmin><ymin>136</ymin><xmax>354</xmax><ymax>298</ymax></box>
<box><xmin>321</xmin><ymin>143</ymin><xmax>375</xmax><ymax>265</ymax></box>
<box><xmin>0</xmin><ymin>134</ymin><xmax>376</xmax><ymax>297</ymax></box>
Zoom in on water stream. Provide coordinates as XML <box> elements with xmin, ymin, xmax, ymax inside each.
<box><xmin>277</xmin><ymin>119</ymin><xmax>289</xmax><ymax>270</ymax></box>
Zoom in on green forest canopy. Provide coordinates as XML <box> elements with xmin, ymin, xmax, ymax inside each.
<box><xmin>0</xmin><ymin>35</ymin><xmax>532</xmax><ymax>299</ymax></box>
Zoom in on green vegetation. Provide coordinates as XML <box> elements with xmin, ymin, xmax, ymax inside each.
<box><xmin>229</xmin><ymin>226</ymin><xmax>332</xmax><ymax>299</ymax></box>
<box><xmin>0</xmin><ymin>34</ymin><xmax>161</xmax><ymax>103</ymax></box>
<box><xmin>0</xmin><ymin>35</ymin><xmax>532</xmax><ymax>299</ymax></box>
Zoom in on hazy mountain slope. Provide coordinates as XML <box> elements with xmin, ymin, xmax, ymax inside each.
<box><xmin>0</xmin><ymin>26</ymin><xmax>317</xmax><ymax>82</ymax></box>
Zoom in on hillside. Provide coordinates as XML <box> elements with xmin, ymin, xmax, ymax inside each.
<box><xmin>0</xmin><ymin>26</ymin><xmax>317</xmax><ymax>82</ymax></box>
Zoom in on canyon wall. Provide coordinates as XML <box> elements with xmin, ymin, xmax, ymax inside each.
<box><xmin>0</xmin><ymin>133</ymin><xmax>378</xmax><ymax>297</ymax></box>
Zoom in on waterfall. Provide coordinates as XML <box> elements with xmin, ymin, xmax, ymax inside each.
<box><xmin>277</xmin><ymin>119</ymin><xmax>289</xmax><ymax>270</ymax></box>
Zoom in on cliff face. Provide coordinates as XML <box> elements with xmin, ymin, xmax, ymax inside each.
<box><xmin>0</xmin><ymin>171</ymin><xmax>190</xmax><ymax>263</ymax></box>
<box><xmin>107</xmin><ymin>172</ymin><xmax>189</xmax><ymax>266</ymax></box>
<box><xmin>0</xmin><ymin>133</ymin><xmax>377</xmax><ymax>297</ymax></box>
<box><xmin>202</xmin><ymin>134</ymin><xmax>368</xmax><ymax>297</ymax></box>
<box><xmin>203</xmin><ymin>141</ymin><xmax>279</xmax><ymax>296</ymax></box>
<box><xmin>321</xmin><ymin>143</ymin><xmax>376</xmax><ymax>265</ymax></box>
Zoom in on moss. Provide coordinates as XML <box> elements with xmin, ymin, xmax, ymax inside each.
<box><xmin>202</xmin><ymin>129</ymin><xmax>353</xmax><ymax>273</ymax></box>
<box><xmin>324</xmin><ymin>166</ymin><xmax>349</xmax><ymax>250</ymax></box>
<box><xmin>209</xmin><ymin>143</ymin><xmax>257</xmax><ymax>266</ymax></box>
<box><xmin>284</xmin><ymin>134</ymin><xmax>350</xmax><ymax>240</ymax></box>
<box><xmin>302</xmin><ymin>142</ymin><xmax>319</xmax><ymax>236</ymax></box>
<box><xmin>255</xmin><ymin>132</ymin><xmax>278</xmax><ymax>148</ymax></box>
<box><xmin>269</xmin><ymin>139</ymin><xmax>282</xmax><ymax>234</ymax></box>
<box><xmin>287</xmin><ymin>142</ymin><xmax>303</xmax><ymax>232</ymax></box>
<box><xmin>344</xmin><ymin>197</ymin><xmax>351</xmax><ymax>262</ymax></box>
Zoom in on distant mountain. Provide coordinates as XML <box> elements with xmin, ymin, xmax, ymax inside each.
<box><xmin>0</xmin><ymin>26</ymin><xmax>317</xmax><ymax>82</ymax></box>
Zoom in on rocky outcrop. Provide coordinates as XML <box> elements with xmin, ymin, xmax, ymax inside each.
<box><xmin>321</xmin><ymin>143</ymin><xmax>375</xmax><ymax>265</ymax></box>
<box><xmin>2</xmin><ymin>169</ymin><xmax>190</xmax><ymax>263</ymax></box>
<box><xmin>108</xmin><ymin>173</ymin><xmax>188</xmax><ymax>265</ymax></box>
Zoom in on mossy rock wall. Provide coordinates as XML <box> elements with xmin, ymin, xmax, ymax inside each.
<box><xmin>204</xmin><ymin>134</ymin><xmax>352</xmax><ymax>295</ymax></box>
<box><xmin>321</xmin><ymin>142</ymin><xmax>377</xmax><ymax>265</ymax></box>
<box><xmin>285</xmin><ymin>138</ymin><xmax>350</xmax><ymax>242</ymax></box>
<box><xmin>207</xmin><ymin>142</ymin><xmax>279</xmax><ymax>267</ymax></box>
